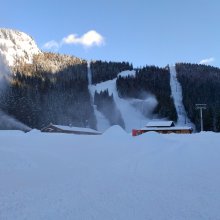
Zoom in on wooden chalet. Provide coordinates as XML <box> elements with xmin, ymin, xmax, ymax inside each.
<box><xmin>41</xmin><ymin>124</ymin><xmax>102</xmax><ymax>135</ymax></box>
<box><xmin>132</xmin><ymin>121</ymin><xmax>193</xmax><ymax>136</ymax></box>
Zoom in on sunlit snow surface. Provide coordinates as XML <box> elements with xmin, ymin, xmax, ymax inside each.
<box><xmin>1</xmin><ymin>128</ymin><xmax>220</xmax><ymax>219</ymax></box>
<box><xmin>0</xmin><ymin>28</ymin><xmax>41</xmax><ymax>66</ymax></box>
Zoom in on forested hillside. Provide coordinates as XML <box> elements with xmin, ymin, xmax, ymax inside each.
<box><xmin>116</xmin><ymin>66</ymin><xmax>177</xmax><ymax>121</ymax></box>
<box><xmin>176</xmin><ymin>63</ymin><xmax>220</xmax><ymax>131</ymax></box>
<box><xmin>0</xmin><ymin>53</ymin><xmax>96</xmax><ymax>129</ymax></box>
<box><xmin>1</xmin><ymin>28</ymin><xmax>220</xmax><ymax>133</ymax></box>
<box><xmin>3</xmin><ymin>52</ymin><xmax>220</xmax><ymax>132</ymax></box>
<box><xmin>90</xmin><ymin>60</ymin><xmax>133</xmax><ymax>84</ymax></box>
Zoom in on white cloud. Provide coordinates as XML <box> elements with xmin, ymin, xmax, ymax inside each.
<box><xmin>62</xmin><ymin>34</ymin><xmax>78</xmax><ymax>44</ymax></box>
<box><xmin>42</xmin><ymin>30</ymin><xmax>105</xmax><ymax>51</ymax></box>
<box><xmin>62</xmin><ymin>30</ymin><xmax>105</xmax><ymax>48</ymax></box>
<box><xmin>199</xmin><ymin>57</ymin><xmax>215</xmax><ymax>65</ymax></box>
<box><xmin>42</xmin><ymin>40</ymin><xmax>60</xmax><ymax>51</ymax></box>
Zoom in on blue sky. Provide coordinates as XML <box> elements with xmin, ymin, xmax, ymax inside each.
<box><xmin>1</xmin><ymin>0</ymin><xmax>219</xmax><ymax>67</ymax></box>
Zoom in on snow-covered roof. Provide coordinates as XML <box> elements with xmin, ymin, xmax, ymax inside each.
<box><xmin>53</xmin><ymin>124</ymin><xmax>100</xmax><ymax>133</ymax></box>
<box><xmin>146</xmin><ymin>121</ymin><xmax>175</xmax><ymax>127</ymax></box>
<box><xmin>141</xmin><ymin>126</ymin><xmax>192</xmax><ymax>131</ymax></box>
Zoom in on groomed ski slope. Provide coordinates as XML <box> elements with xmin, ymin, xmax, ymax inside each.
<box><xmin>90</xmin><ymin>70</ymin><xmax>156</xmax><ymax>132</ymax></box>
<box><xmin>169</xmin><ymin>65</ymin><xmax>194</xmax><ymax>128</ymax></box>
<box><xmin>1</xmin><ymin>128</ymin><xmax>220</xmax><ymax>220</ymax></box>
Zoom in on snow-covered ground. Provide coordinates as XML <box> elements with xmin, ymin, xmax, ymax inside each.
<box><xmin>90</xmin><ymin>70</ymin><xmax>157</xmax><ymax>132</ymax></box>
<box><xmin>169</xmin><ymin>65</ymin><xmax>194</xmax><ymax>128</ymax></box>
<box><xmin>1</xmin><ymin>128</ymin><xmax>220</xmax><ymax>220</ymax></box>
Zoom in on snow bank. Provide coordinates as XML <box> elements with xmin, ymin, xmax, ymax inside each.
<box><xmin>103</xmin><ymin>125</ymin><xmax>128</xmax><ymax>136</ymax></box>
<box><xmin>1</xmin><ymin>130</ymin><xmax>220</xmax><ymax>219</ymax></box>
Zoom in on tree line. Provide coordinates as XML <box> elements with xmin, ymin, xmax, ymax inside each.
<box><xmin>90</xmin><ymin>60</ymin><xmax>133</xmax><ymax>84</ymax></box>
<box><xmin>176</xmin><ymin>63</ymin><xmax>220</xmax><ymax>131</ymax></box>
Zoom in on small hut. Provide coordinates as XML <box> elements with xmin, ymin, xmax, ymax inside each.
<box><xmin>132</xmin><ymin>121</ymin><xmax>192</xmax><ymax>136</ymax></box>
<box><xmin>41</xmin><ymin>124</ymin><xmax>102</xmax><ymax>135</ymax></box>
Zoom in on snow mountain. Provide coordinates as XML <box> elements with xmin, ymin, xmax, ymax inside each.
<box><xmin>0</xmin><ymin>28</ymin><xmax>41</xmax><ymax>67</ymax></box>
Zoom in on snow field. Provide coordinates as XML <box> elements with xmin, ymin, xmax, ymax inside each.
<box><xmin>1</xmin><ymin>128</ymin><xmax>220</xmax><ymax>219</ymax></box>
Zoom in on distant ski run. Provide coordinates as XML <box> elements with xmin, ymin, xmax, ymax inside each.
<box><xmin>169</xmin><ymin>65</ymin><xmax>194</xmax><ymax>128</ymax></box>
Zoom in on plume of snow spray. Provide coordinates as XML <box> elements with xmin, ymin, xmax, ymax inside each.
<box><xmin>0</xmin><ymin>53</ymin><xmax>31</xmax><ymax>131</ymax></box>
<box><xmin>0</xmin><ymin>52</ymin><xmax>10</xmax><ymax>78</ymax></box>
<box><xmin>130</xmin><ymin>92</ymin><xmax>158</xmax><ymax>118</ymax></box>
<box><xmin>0</xmin><ymin>110</ymin><xmax>31</xmax><ymax>131</ymax></box>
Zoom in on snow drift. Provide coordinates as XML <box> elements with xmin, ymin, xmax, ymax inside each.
<box><xmin>0</xmin><ymin>129</ymin><xmax>220</xmax><ymax>219</ymax></box>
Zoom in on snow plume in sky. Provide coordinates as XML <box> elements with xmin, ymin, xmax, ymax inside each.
<box><xmin>42</xmin><ymin>30</ymin><xmax>105</xmax><ymax>51</ymax></box>
<box><xmin>0</xmin><ymin>52</ymin><xmax>11</xmax><ymax>79</ymax></box>
<box><xmin>0</xmin><ymin>52</ymin><xmax>11</xmax><ymax>91</ymax></box>
<box><xmin>0</xmin><ymin>54</ymin><xmax>31</xmax><ymax>131</ymax></box>
<box><xmin>130</xmin><ymin>92</ymin><xmax>158</xmax><ymax>118</ymax></box>
<box><xmin>199</xmin><ymin>57</ymin><xmax>215</xmax><ymax>65</ymax></box>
